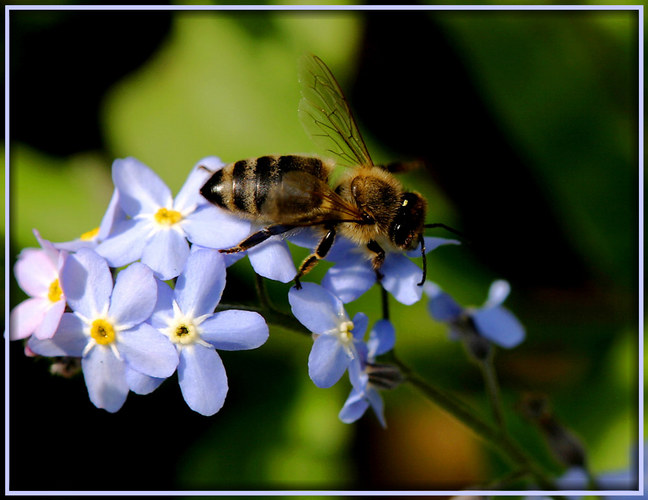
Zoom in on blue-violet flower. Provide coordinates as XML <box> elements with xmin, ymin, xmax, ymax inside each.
<box><xmin>425</xmin><ymin>279</ymin><xmax>525</xmax><ymax>349</ymax></box>
<box><xmin>95</xmin><ymin>156</ymin><xmax>250</xmax><ymax>280</ymax></box>
<box><xmin>146</xmin><ymin>248</ymin><xmax>269</xmax><ymax>416</ymax></box>
<box><xmin>288</xmin><ymin>282</ymin><xmax>368</xmax><ymax>388</ymax></box>
<box><xmin>28</xmin><ymin>248</ymin><xmax>178</xmax><ymax>412</ymax></box>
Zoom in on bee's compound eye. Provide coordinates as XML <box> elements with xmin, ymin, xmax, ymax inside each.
<box><xmin>392</xmin><ymin>223</ymin><xmax>412</xmax><ymax>248</ymax></box>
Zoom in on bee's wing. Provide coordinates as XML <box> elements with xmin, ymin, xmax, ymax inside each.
<box><xmin>262</xmin><ymin>170</ymin><xmax>365</xmax><ymax>226</ymax></box>
<box><xmin>298</xmin><ymin>53</ymin><xmax>374</xmax><ymax>167</ymax></box>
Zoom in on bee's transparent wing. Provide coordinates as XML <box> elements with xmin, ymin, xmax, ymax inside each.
<box><xmin>298</xmin><ymin>54</ymin><xmax>374</xmax><ymax>167</ymax></box>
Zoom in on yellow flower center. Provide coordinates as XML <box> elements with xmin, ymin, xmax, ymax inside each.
<box><xmin>154</xmin><ymin>207</ymin><xmax>182</xmax><ymax>226</ymax></box>
<box><xmin>90</xmin><ymin>319</ymin><xmax>116</xmax><ymax>345</ymax></box>
<box><xmin>170</xmin><ymin>321</ymin><xmax>199</xmax><ymax>345</ymax></box>
<box><xmin>47</xmin><ymin>278</ymin><xmax>63</xmax><ymax>303</ymax></box>
<box><xmin>80</xmin><ymin>227</ymin><xmax>100</xmax><ymax>241</ymax></box>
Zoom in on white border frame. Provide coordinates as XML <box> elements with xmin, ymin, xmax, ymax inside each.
<box><xmin>4</xmin><ymin>4</ymin><xmax>644</xmax><ymax>497</ymax></box>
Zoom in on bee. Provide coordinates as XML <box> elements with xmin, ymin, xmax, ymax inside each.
<box><xmin>201</xmin><ymin>54</ymin><xmax>448</xmax><ymax>289</ymax></box>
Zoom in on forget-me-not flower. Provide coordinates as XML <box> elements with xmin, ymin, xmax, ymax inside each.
<box><xmin>146</xmin><ymin>248</ymin><xmax>269</xmax><ymax>416</ymax></box>
<box><xmin>339</xmin><ymin>319</ymin><xmax>398</xmax><ymax>428</ymax></box>
<box><xmin>95</xmin><ymin>156</ymin><xmax>250</xmax><ymax>280</ymax></box>
<box><xmin>28</xmin><ymin>248</ymin><xmax>178</xmax><ymax>412</ymax></box>
<box><xmin>10</xmin><ymin>230</ymin><xmax>68</xmax><ymax>341</ymax></box>
<box><xmin>424</xmin><ymin>280</ymin><xmax>525</xmax><ymax>351</ymax></box>
<box><xmin>291</xmin><ymin>232</ymin><xmax>459</xmax><ymax>305</ymax></box>
<box><xmin>288</xmin><ymin>282</ymin><xmax>368</xmax><ymax>388</ymax></box>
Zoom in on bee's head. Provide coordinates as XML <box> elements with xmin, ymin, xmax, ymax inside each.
<box><xmin>390</xmin><ymin>192</ymin><xmax>427</xmax><ymax>250</ymax></box>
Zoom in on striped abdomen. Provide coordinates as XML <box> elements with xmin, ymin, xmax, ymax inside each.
<box><xmin>200</xmin><ymin>155</ymin><xmax>330</xmax><ymax>222</ymax></box>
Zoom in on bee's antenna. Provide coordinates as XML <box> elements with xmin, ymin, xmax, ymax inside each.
<box><xmin>418</xmin><ymin>234</ymin><xmax>427</xmax><ymax>286</ymax></box>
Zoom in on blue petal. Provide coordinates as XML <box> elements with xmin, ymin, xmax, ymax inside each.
<box><xmin>108</xmin><ymin>262</ymin><xmax>157</xmax><ymax>329</ymax></box>
<box><xmin>284</xmin><ymin>227</ymin><xmax>321</xmax><ymax>250</ymax></box>
<box><xmin>95</xmin><ymin>218</ymin><xmax>149</xmax><ymax>267</ymax></box>
<box><xmin>248</xmin><ymin>238</ymin><xmax>296</xmax><ymax>283</ymax></box>
<box><xmin>351</xmin><ymin>312</ymin><xmax>369</xmax><ymax>340</ymax></box>
<box><xmin>141</xmin><ymin>228</ymin><xmax>190</xmax><ymax>281</ymax></box>
<box><xmin>82</xmin><ymin>345</ymin><xmax>129</xmax><ymax>413</ymax></box>
<box><xmin>60</xmin><ymin>248</ymin><xmax>113</xmax><ymax>318</ymax></box>
<box><xmin>200</xmin><ymin>310</ymin><xmax>269</xmax><ymax>351</ymax></box>
<box><xmin>178</xmin><ymin>344</ymin><xmax>228</xmax><ymax>416</ymax></box>
<box><xmin>288</xmin><ymin>282</ymin><xmax>347</xmax><ymax>334</ymax></box>
<box><xmin>308</xmin><ymin>334</ymin><xmax>350</xmax><ymax>388</ymax></box>
<box><xmin>366</xmin><ymin>386</ymin><xmax>387</xmax><ymax>428</ymax></box>
<box><xmin>347</xmin><ymin>354</ymin><xmax>368</xmax><ymax>392</ymax></box>
<box><xmin>112</xmin><ymin>157</ymin><xmax>172</xmax><ymax>216</ymax></box>
<box><xmin>97</xmin><ymin>188</ymin><xmax>126</xmax><ymax>241</ymax></box>
<box><xmin>182</xmin><ymin>205</ymin><xmax>252</xmax><ymax>250</ymax></box>
<box><xmin>381</xmin><ymin>253</ymin><xmax>424</xmax><ymax>305</ymax></box>
<box><xmin>117</xmin><ymin>323</ymin><xmax>178</xmax><ymax>378</ymax></box>
<box><xmin>483</xmin><ymin>279</ymin><xmax>511</xmax><ymax>308</ymax></box>
<box><xmin>322</xmin><ymin>259</ymin><xmax>375</xmax><ymax>304</ymax></box>
<box><xmin>428</xmin><ymin>292</ymin><xmax>463</xmax><ymax>322</ymax></box>
<box><xmin>339</xmin><ymin>387</ymin><xmax>369</xmax><ymax>424</ymax></box>
<box><xmin>148</xmin><ymin>279</ymin><xmax>175</xmax><ymax>329</ymax></box>
<box><xmin>126</xmin><ymin>367</ymin><xmax>165</xmax><ymax>395</ymax></box>
<box><xmin>472</xmin><ymin>306</ymin><xmax>525</xmax><ymax>348</ymax></box>
<box><xmin>320</xmin><ymin>236</ymin><xmax>361</xmax><ymax>262</ymax></box>
<box><xmin>367</xmin><ymin>319</ymin><xmax>396</xmax><ymax>358</ymax></box>
<box><xmin>174</xmin><ymin>249</ymin><xmax>225</xmax><ymax>317</ymax></box>
<box><xmin>27</xmin><ymin>313</ymin><xmax>88</xmax><ymax>357</ymax></box>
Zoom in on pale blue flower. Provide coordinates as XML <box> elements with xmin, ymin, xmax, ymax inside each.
<box><xmin>288</xmin><ymin>282</ymin><xmax>368</xmax><ymax>388</ymax></box>
<box><xmin>146</xmin><ymin>248</ymin><xmax>269</xmax><ymax>416</ymax></box>
<box><xmin>339</xmin><ymin>319</ymin><xmax>397</xmax><ymax>428</ymax></box>
<box><xmin>424</xmin><ymin>280</ymin><xmax>525</xmax><ymax>349</ymax></box>
<box><xmin>27</xmin><ymin>248</ymin><xmax>178</xmax><ymax>413</ymax></box>
<box><xmin>291</xmin><ymin>232</ymin><xmax>459</xmax><ymax>305</ymax></box>
<box><xmin>96</xmin><ymin>156</ymin><xmax>250</xmax><ymax>280</ymax></box>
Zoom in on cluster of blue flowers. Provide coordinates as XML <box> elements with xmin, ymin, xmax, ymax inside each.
<box><xmin>10</xmin><ymin>156</ymin><xmax>525</xmax><ymax>424</ymax></box>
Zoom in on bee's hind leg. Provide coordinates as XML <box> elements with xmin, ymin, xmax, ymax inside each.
<box><xmin>219</xmin><ymin>224</ymin><xmax>296</xmax><ymax>254</ymax></box>
<box><xmin>367</xmin><ymin>240</ymin><xmax>386</xmax><ymax>281</ymax></box>
<box><xmin>293</xmin><ymin>226</ymin><xmax>337</xmax><ymax>290</ymax></box>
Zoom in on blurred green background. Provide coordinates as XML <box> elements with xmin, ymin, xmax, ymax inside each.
<box><xmin>7</xmin><ymin>2</ymin><xmax>640</xmax><ymax>492</ymax></box>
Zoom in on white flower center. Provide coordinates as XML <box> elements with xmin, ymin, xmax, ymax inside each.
<box><xmin>161</xmin><ymin>301</ymin><xmax>212</xmax><ymax>350</ymax></box>
<box><xmin>336</xmin><ymin>320</ymin><xmax>355</xmax><ymax>358</ymax></box>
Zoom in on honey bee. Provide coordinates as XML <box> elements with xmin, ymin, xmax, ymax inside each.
<box><xmin>201</xmin><ymin>54</ymin><xmax>447</xmax><ymax>289</ymax></box>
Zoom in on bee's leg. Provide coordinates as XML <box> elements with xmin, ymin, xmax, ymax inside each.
<box><xmin>293</xmin><ymin>226</ymin><xmax>337</xmax><ymax>290</ymax></box>
<box><xmin>219</xmin><ymin>224</ymin><xmax>296</xmax><ymax>254</ymax></box>
<box><xmin>418</xmin><ymin>235</ymin><xmax>427</xmax><ymax>286</ymax></box>
<box><xmin>367</xmin><ymin>240</ymin><xmax>386</xmax><ymax>281</ymax></box>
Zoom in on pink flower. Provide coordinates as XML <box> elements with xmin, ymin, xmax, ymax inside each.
<box><xmin>10</xmin><ymin>230</ymin><xmax>68</xmax><ymax>341</ymax></box>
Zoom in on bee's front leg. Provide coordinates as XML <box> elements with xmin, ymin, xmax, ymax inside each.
<box><xmin>294</xmin><ymin>225</ymin><xmax>337</xmax><ymax>289</ymax></box>
<box><xmin>367</xmin><ymin>240</ymin><xmax>386</xmax><ymax>281</ymax></box>
<box><xmin>219</xmin><ymin>224</ymin><xmax>295</xmax><ymax>254</ymax></box>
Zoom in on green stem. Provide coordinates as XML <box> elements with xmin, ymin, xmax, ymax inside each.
<box><xmin>254</xmin><ymin>273</ymin><xmax>273</xmax><ymax>311</ymax></box>
<box><xmin>235</xmin><ymin>277</ymin><xmax>558</xmax><ymax>490</ymax></box>
<box><xmin>392</xmin><ymin>354</ymin><xmax>557</xmax><ymax>490</ymax></box>
<box><xmin>478</xmin><ymin>355</ymin><xmax>506</xmax><ymax>432</ymax></box>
